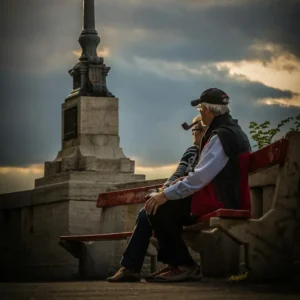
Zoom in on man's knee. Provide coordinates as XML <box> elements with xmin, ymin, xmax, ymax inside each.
<box><xmin>147</xmin><ymin>204</ymin><xmax>169</xmax><ymax>226</ymax></box>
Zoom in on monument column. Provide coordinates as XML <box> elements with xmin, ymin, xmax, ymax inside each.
<box><xmin>83</xmin><ymin>0</ymin><xmax>96</xmax><ymax>32</ymax></box>
<box><xmin>79</xmin><ymin>0</ymin><xmax>99</xmax><ymax>61</ymax></box>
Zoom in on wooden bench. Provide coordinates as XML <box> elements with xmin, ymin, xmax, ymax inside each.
<box><xmin>59</xmin><ymin>131</ymin><xmax>300</xmax><ymax>280</ymax></box>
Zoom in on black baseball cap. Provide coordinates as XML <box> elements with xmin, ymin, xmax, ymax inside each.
<box><xmin>191</xmin><ymin>88</ymin><xmax>230</xmax><ymax>106</ymax></box>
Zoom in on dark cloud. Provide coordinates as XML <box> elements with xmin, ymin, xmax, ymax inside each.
<box><xmin>116</xmin><ymin>67</ymin><xmax>300</xmax><ymax>166</ymax></box>
<box><xmin>0</xmin><ymin>0</ymin><xmax>81</xmax><ymax>72</ymax></box>
<box><xmin>0</xmin><ymin>71</ymin><xmax>68</xmax><ymax>166</ymax></box>
<box><xmin>0</xmin><ymin>0</ymin><xmax>299</xmax><ymax>171</ymax></box>
<box><xmin>95</xmin><ymin>0</ymin><xmax>300</xmax><ymax>63</ymax></box>
<box><xmin>1</xmin><ymin>0</ymin><xmax>299</xmax><ymax>73</ymax></box>
<box><xmin>0</xmin><ymin>60</ymin><xmax>298</xmax><ymax>167</ymax></box>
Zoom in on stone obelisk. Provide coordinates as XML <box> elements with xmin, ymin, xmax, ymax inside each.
<box><xmin>36</xmin><ymin>0</ymin><xmax>144</xmax><ymax>182</ymax></box>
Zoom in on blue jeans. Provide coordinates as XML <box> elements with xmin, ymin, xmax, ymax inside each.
<box><xmin>121</xmin><ymin>208</ymin><xmax>153</xmax><ymax>272</ymax></box>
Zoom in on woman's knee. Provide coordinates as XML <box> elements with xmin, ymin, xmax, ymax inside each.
<box><xmin>136</xmin><ymin>207</ymin><xmax>149</xmax><ymax>224</ymax></box>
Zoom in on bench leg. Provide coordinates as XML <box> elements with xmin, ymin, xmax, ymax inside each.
<box><xmin>59</xmin><ymin>240</ymin><xmax>84</xmax><ymax>259</ymax></box>
<box><xmin>183</xmin><ymin>229</ymin><xmax>241</xmax><ymax>277</ymax></box>
<box><xmin>150</xmin><ymin>256</ymin><xmax>157</xmax><ymax>273</ymax></box>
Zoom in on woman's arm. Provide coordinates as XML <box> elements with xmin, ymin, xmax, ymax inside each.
<box><xmin>163</xmin><ymin>146</ymin><xmax>199</xmax><ymax>188</ymax></box>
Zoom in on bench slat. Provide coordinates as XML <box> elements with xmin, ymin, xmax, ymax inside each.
<box><xmin>249</xmin><ymin>138</ymin><xmax>288</xmax><ymax>173</ymax></box>
<box><xmin>97</xmin><ymin>184</ymin><xmax>162</xmax><ymax>208</ymax></box>
<box><xmin>198</xmin><ymin>209</ymin><xmax>251</xmax><ymax>222</ymax></box>
<box><xmin>60</xmin><ymin>231</ymin><xmax>133</xmax><ymax>242</ymax></box>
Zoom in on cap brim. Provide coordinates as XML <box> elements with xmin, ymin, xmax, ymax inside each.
<box><xmin>191</xmin><ymin>99</ymin><xmax>201</xmax><ymax>107</ymax></box>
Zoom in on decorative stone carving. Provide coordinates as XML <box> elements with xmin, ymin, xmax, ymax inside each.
<box><xmin>67</xmin><ymin>0</ymin><xmax>114</xmax><ymax>100</ymax></box>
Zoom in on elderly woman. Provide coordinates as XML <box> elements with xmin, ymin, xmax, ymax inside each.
<box><xmin>107</xmin><ymin>116</ymin><xmax>206</xmax><ymax>282</ymax></box>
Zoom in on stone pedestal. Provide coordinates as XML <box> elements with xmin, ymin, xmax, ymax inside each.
<box><xmin>42</xmin><ymin>96</ymin><xmax>135</xmax><ymax>176</ymax></box>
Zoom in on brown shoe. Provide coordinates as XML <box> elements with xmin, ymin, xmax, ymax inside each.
<box><xmin>107</xmin><ymin>266</ymin><xmax>141</xmax><ymax>282</ymax></box>
<box><xmin>154</xmin><ymin>266</ymin><xmax>191</xmax><ymax>282</ymax></box>
<box><xmin>145</xmin><ymin>265</ymin><xmax>172</xmax><ymax>282</ymax></box>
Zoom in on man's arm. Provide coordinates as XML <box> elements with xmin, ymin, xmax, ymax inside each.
<box><xmin>163</xmin><ymin>135</ymin><xmax>229</xmax><ymax>200</ymax></box>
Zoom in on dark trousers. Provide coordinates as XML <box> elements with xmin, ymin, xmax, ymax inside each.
<box><xmin>121</xmin><ymin>197</ymin><xmax>196</xmax><ymax>272</ymax></box>
<box><xmin>148</xmin><ymin>196</ymin><xmax>196</xmax><ymax>267</ymax></box>
<box><xmin>121</xmin><ymin>208</ymin><xmax>152</xmax><ymax>272</ymax></box>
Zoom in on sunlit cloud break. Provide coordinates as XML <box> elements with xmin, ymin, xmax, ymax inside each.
<box><xmin>0</xmin><ymin>164</ymin><xmax>44</xmax><ymax>175</ymax></box>
<box><xmin>72</xmin><ymin>47</ymin><xmax>110</xmax><ymax>58</ymax></box>
<box><xmin>0</xmin><ymin>164</ymin><xmax>44</xmax><ymax>194</ymax></box>
<box><xmin>0</xmin><ymin>163</ymin><xmax>177</xmax><ymax>194</ymax></box>
<box><xmin>135</xmin><ymin>163</ymin><xmax>178</xmax><ymax>180</ymax></box>
<box><xmin>215</xmin><ymin>43</ymin><xmax>300</xmax><ymax>98</ymax></box>
<box><xmin>257</xmin><ymin>95</ymin><xmax>300</xmax><ymax>108</ymax></box>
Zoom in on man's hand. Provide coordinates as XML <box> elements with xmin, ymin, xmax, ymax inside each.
<box><xmin>170</xmin><ymin>176</ymin><xmax>186</xmax><ymax>186</ymax></box>
<box><xmin>144</xmin><ymin>187</ymin><xmax>163</xmax><ymax>200</ymax></box>
<box><xmin>145</xmin><ymin>192</ymin><xmax>168</xmax><ymax>215</ymax></box>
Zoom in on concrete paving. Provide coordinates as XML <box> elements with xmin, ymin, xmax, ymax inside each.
<box><xmin>1</xmin><ymin>279</ymin><xmax>300</xmax><ymax>300</ymax></box>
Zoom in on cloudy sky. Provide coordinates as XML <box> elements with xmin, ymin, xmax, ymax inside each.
<box><xmin>0</xmin><ymin>0</ymin><xmax>300</xmax><ymax>194</ymax></box>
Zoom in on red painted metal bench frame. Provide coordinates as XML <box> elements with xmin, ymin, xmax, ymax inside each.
<box><xmin>59</xmin><ymin>138</ymin><xmax>288</xmax><ymax>245</ymax></box>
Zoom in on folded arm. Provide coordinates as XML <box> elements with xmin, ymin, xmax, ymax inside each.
<box><xmin>163</xmin><ymin>146</ymin><xmax>198</xmax><ymax>188</ymax></box>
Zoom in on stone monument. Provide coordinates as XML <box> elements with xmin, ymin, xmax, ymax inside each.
<box><xmin>40</xmin><ymin>0</ymin><xmax>139</xmax><ymax>180</ymax></box>
<box><xmin>0</xmin><ymin>0</ymin><xmax>145</xmax><ymax>281</ymax></box>
<box><xmin>32</xmin><ymin>0</ymin><xmax>146</xmax><ymax>277</ymax></box>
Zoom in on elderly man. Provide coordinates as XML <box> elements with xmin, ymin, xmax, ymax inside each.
<box><xmin>144</xmin><ymin>88</ymin><xmax>251</xmax><ymax>282</ymax></box>
<box><xmin>107</xmin><ymin>116</ymin><xmax>206</xmax><ymax>283</ymax></box>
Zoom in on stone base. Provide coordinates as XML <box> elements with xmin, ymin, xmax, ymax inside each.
<box><xmin>0</xmin><ymin>170</ymin><xmax>146</xmax><ymax>281</ymax></box>
<box><xmin>45</xmin><ymin>148</ymin><xmax>135</xmax><ymax>176</ymax></box>
<box><xmin>184</xmin><ymin>228</ymin><xmax>240</xmax><ymax>277</ymax></box>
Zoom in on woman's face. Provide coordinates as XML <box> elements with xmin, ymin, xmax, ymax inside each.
<box><xmin>192</xmin><ymin>126</ymin><xmax>205</xmax><ymax>146</ymax></box>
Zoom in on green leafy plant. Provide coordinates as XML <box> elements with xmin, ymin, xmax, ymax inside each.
<box><xmin>289</xmin><ymin>113</ymin><xmax>300</xmax><ymax>132</ymax></box>
<box><xmin>249</xmin><ymin>113</ymin><xmax>300</xmax><ymax>149</ymax></box>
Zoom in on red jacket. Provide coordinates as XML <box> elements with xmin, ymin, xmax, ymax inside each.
<box><xmin>191</xmin><ymin>150</ymin><xmax>251</xmax><ymax>217</ymax></box>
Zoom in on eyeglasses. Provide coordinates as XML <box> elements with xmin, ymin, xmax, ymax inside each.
<box><xmin>197</xmin><ymin>105</ymin><xmax>206</xmax><ymax>112</ymax></box>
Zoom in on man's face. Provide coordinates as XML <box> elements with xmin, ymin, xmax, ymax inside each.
<box><xmin>198</xmin><ymin>105</ymin><xmax>211</xmax><ymax>126</ymax></box>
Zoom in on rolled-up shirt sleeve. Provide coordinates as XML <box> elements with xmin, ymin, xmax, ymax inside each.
<box><xmin>163</xmin><ymin>135</ymin><xmax>229</xmax><ymax>200</ymax></box>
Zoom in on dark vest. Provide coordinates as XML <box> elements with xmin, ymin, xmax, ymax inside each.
<box><xmin>191</xmin><ymin>113</ymin><xmax>251</xmax><ymax>216</ymax></box>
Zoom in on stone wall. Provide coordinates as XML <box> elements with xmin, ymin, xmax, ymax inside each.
<box><xmin>0</xmin><ymin>178</ymin><xmax>165</xmax><ymax>281</ymax></box>
<box><xmin>0</xmin><ymin>193</ymin><xmax>75</xmax><ymax>281</ymax></box>
<box><xmin>249</xmin><ymin>164</ymin><xmax>300</xmax><ymax>277</ymax></box>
